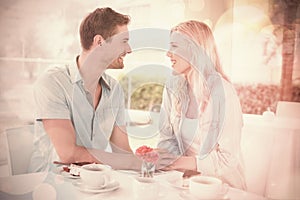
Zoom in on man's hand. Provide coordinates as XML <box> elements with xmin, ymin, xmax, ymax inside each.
<box><xmin>160</xmin><ymin>155</ymin><xmax>197</xmax><ymax>171</ymax></box>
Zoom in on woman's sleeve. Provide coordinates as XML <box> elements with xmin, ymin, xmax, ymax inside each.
<box><xmin>195</xmin><ymin>80</ymin><xmax>246</xmax><ymax>189</ymax></box>
<box><xmin>194</xmin><ymin>88</ymin><xmax>225</xmax><ymax>174</ymax></box>
<box><xmin>195</xmin><ymin>143</ymin><xmax>246</xmax><ymax>189</ymax></box>
<box><xmin>157</xmin><ymin>87</ymin><xmax>181</xmax><ymax>155</ymax></box>
<box><xmin>198</xmin><ymin>81</ymin><xmax>225</xmax><ymax>159</ymax></box>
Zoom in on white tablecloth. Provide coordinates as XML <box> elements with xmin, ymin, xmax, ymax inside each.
<box><xmin>1</xmin><ymin>111</ymin><xmax>297</xmax><ymax>199</ymax></box>
<box><xmin>241</xmin><ymin>114</ymin><xmax>300</xmax><ymax>199</ymax></box>
<box><xmin>0</xmin><ymin>170</ymin><xmax>266</xmax><ymax>200</ymax></box>
<box><xmin>126</xmin><ymin>112</ymin><xmax>300</xmax><ymax>199</ymax></box>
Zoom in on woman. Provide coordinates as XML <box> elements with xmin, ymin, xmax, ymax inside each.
<box><xmin>158</xmin><ymin>20</ymin><xmax>246</xmax><ymax>190</ymax></box>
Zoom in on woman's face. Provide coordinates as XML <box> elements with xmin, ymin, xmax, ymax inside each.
<box><xmin>167</xmin><ymin>32</ymin><xmax>191</xmax><ymax>75</ymax></box>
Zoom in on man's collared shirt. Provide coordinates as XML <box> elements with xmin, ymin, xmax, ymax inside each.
<box><xmin>28</xmin><ymin>58</ymin><xmax>126</xmax><ymax>172</ymax></box>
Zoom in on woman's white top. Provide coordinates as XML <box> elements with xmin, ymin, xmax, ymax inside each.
<box><xmin>181</xmin><ymin>117</ymin><xmax>200</xmax><ymax>156</ymax></box>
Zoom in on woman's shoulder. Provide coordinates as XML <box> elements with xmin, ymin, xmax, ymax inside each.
<box><xmin>165</xmin><ymin>74</ymin><xmax>187</xmax><ymax>89</ymax></box>
<box><xmin>208</xmin><ymin>75</ymin><xmax>237</xmax><ymax>97</ymax></box>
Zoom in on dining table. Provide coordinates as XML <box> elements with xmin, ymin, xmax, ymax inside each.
<box><xmin>0</xmin><ymin>168</ymin><xmax>267</xmax><ymax>200</ymax></box>
<box><xmin>2</xmin><ymin>109</ymin><xmax>297</xmax><ymax>199</ymax></box>
<box><xmin>124</xmin><ymin>109</ymin><xmax>300</xmax><ymax>199</ymax></box>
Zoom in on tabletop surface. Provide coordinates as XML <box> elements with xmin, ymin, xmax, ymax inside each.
<box><xmin>242</xmin><ymin>114</ymin><xmax>300</xmax><ymax>130</ymax></box>
<box><xmin>0</xmin><ymin>169</ymin><xmax>267</xmax><ymax>200</ymax></box>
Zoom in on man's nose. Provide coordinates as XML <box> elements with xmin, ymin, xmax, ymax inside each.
<box><xmin>126</xmin><ymin>43</ymin><xmax>132</xmax><ymax>54</ymax></box>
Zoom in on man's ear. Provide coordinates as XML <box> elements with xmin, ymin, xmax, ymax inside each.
<box><xmin>93</xmin><ymin>34</ymin><xmax>104</xmax><ymax>46</ymax></box>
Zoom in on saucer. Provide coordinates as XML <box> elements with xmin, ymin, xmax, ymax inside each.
<box><xmin>116</xmin><ymin>170</ymin><xmax>140</xmax><ymax>176</ymax></box>
<box><xmin>166</xmin><ymin>177</ymin><xmax>189</xmax><ymax>190</ymax></box>
<box><xmin>116</xmin><ymin>170</ymin><xmax>166</xmax><ymax>176</ymax></box>
<box><xmin>179</xmin><ymin>191</ymin><xmax>230</xmax><ymax>200</ymax></box>
<box><xmin>73</xmin><ymin>180</ymin><xmax>120</xmax><ymax>194</ymax></box>
<box><xmin>55</xmin><ymin>166</ymin><xmax>81</xmax><ymax>179</ymax></box>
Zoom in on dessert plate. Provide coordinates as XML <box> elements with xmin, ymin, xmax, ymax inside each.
<box><xmin>55</xmin><ymin>166</ymin><xmax>81</xmax><ymax>179</ymax></box>
<box><xmin>166</xmin><ymin>177</ymin><xmax>189</xmax><ymax>190</ymax></box>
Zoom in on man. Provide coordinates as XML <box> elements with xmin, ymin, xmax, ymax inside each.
<box><xmin>28</xmin><ymin>7</ymin><xmax>140</xmax><ymax>172</ymax></box>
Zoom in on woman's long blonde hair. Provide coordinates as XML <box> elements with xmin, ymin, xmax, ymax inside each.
<box><xmin>171</xmin><ymin>20</ymin><xmax>230</xmax><ymax>82</ymax></box>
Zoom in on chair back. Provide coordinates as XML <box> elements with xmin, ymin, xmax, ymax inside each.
<box><xmin>276</xmin><ymin>101</ymin><xmax>300</xmax><ymax>118</ymax></box>
<box><xmin>241</xmin><ymin>128</ymin><xmax>273</xmax><ymax>197</ymax></box>
<box><xmin>4</xmin><ymin>125</ymin><xmax>34</xmax><ymax>175</ymax></box>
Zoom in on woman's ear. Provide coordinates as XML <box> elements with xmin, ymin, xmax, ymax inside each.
<box><xmin>93</xmin><ymin>34</ymin><xmax>104</xmax><ymax>46</ymax></box>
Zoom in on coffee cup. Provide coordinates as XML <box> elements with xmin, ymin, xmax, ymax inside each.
<box><xmin>80</xmin><ymin>164</ymin><xmax>111</xmax><ymax>188</ymax></box>
<box><xmin>189</xmin><ymin>176</ymin><xmax>228</xmax><ymax>199</ymax></box>
<box><xmin>132</xmin><ymin>177</ymin><xmax>159</xmax><ymax>200</ymax></box>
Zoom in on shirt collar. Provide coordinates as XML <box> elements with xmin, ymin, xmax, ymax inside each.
<box><xmin>68</xmin><ymin>56</ymin><xmax>81</xmax><ymax>84</ymax></box>
<box><xmin>100</xmin><ymin>74</ymin><xmax>111</xmax><ymax>90</ymax></box>
<box><xmin>68</xmin><ymin>56</ymin><xmax>111</xmax><ymax>90</ymax></box>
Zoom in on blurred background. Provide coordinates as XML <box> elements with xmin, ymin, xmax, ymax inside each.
<box><xmin>0</xmin><ymin>0</ymin><xmax>299</xmax><ymax>132</ymax></box>
<box><xmin>1</xmin><ymin>1</ymin><xmax>299</xmax><ymax>198</ymax></box>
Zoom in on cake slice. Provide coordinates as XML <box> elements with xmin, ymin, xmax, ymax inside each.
<box><xmin>69</xmin><ymin>163</ymin><xmax>81</xmax><ymax>176</ymax></box>
<box><xmin>61</xmin><ymin>162</ymin><xmax>91</xmax><ymax>176</ymax></box>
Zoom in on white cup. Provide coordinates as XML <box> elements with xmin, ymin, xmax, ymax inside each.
<box><xmin>80</xmin><ymin>164</ymin><xmax>111</xmax><ymax>188</ymax></box>
<box><xmin>132</xmin><ymin>177</ymin><xmax>159</xmax><ymax>200</ymax></box>
<box><xmin>189</xmin><ymin>176</ymin><xmax>228</xmax><ymax>199</ymax></box>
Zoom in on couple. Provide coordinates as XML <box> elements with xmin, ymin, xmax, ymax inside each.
<box><xmin>28</xmin><ymin>7</ymin><xmax>246</xmax><ymax>190</ymax></box>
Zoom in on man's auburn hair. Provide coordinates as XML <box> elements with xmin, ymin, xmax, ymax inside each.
<box><xmin>79</xmin><ymin>7</ymin><xmax>130</xmax><ymax>50</ymax></box>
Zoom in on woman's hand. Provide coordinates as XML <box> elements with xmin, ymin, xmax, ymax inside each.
<box><xmin>154</xmin><ymin>149</ymin><xmax>178</xmax><ymax>170</ymax></box>
<box><xmin>161</xmin><ymin>156</ymin><xmax>197</xmax><ymax>171</ymax></box>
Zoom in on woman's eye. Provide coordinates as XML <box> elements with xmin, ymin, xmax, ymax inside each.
<box><xmin>170</xmin><ymin>45</ymin><xmax>177</xmax><ymax>50</ymax></box>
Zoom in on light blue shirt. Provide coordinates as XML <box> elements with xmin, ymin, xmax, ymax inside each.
<box><xmin>28</xmin><ymin>58</ymin><xmax>125</xmax><ymax>172</ymax></box>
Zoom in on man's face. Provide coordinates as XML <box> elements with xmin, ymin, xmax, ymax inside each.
<box><xmin>106</xmin><ymin>25</ymin><xmax>132</xmax><ymax>69</ymax></box>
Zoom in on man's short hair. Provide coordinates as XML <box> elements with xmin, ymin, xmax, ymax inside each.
<box><xmin>79</xmin><ymin>7</ymin><xmax>130</xmax><ymax>50</ymax></box>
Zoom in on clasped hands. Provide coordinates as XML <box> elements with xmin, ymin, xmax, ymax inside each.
<box><xmin>151</xmin><ymin>148</ymin><xmax>180</xmax><ymax>171</ymax></box>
